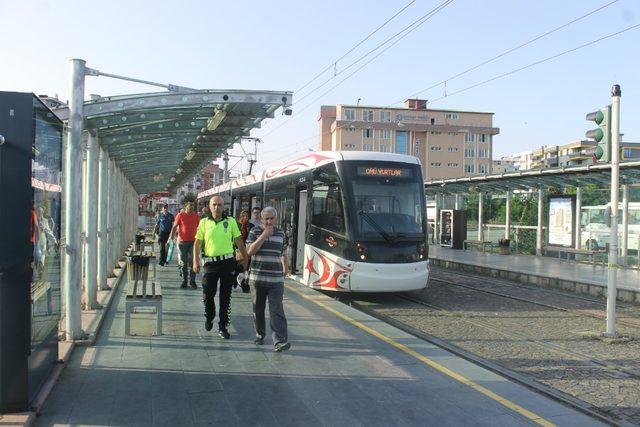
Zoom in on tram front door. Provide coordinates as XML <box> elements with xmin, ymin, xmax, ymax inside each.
<box><xmin>295</xmin><ymin>189</ymin><xmax>307</xmax><ymax>273</ymax></box>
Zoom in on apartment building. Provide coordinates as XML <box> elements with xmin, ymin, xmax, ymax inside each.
<box><xmin>317</xmin><ymin>99</ymin><xmax>499</xmax><ymax>180</ymax></box>
<box><xmin>500</xmin><ymin>140</ymin><xmax>640</xmax><ymax>171</ymax></box>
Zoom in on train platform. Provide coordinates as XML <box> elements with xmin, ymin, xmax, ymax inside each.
<box><xmin>29</xmin><ymin>258</ymin><xmax>603</xmax><ymax>426</ymax></box>
<box><xmin>430</xmin><ymin>245</ymin><xmax>640</xmax><ymax>302</ymax></box>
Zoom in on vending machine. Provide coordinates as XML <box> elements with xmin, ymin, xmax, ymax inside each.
<box><xmin>439</xmin><ymin>209</ymin><xmax>466</xmax><ymax>249</ymax></box>
<box><xmin>0</xmin><ymin>92</ymin><xmax>62</xmax><ymax>411</ymax></box>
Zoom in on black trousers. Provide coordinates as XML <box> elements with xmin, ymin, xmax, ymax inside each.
<box><xmin>157</xmin><ymin>231</ymin><xmax>170</xmax><ymax>264</ymax></box>
<box><xmin>202</xmin><ymin>258</ymin><xmax>235</xmax><ymax>329</ymax></box>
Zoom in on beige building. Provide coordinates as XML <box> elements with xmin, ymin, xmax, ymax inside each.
<box><xmin>317</xmin><ymin>99</ymin><xmax>499</xmax><ymax>180</ymax></box>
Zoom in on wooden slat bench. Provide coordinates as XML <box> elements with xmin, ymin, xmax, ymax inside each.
<box><xmin>463</xmin><ymin>240</ymin><xmax>494</xmax><ymax>253</ymax></box>
<box><xmin>544</xmin><ymin>245</ymin><xmax>606</xmax><ymax>266</ymax></box>
<box><xmin>125</xmin><ymin>255</ymin><xmax>162</xmax><ymax>336</ymax></box>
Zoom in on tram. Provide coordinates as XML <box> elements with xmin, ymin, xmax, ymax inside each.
<box><xmin>198</xmin><ymin>151</ymin><xmax>429</xmax><ymax>292</ymax></box>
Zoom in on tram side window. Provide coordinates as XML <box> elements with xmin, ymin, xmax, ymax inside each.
<box><xmin>311</xmin><ymin>184</ymin><xmax>346</xmax><ymax>234</ymax></box>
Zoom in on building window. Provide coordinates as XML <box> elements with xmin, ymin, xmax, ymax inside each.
<box><xmin>395</xmin><ymin>131</ymin><xmax>408</xmax><ymax>154</ymax></box>
<box><xmin>343</xmin><ymin>143</ymin><xmax>356</xmax><ymax>150</ymax></box>
<box><xmin>479</xmin><ymin>164</ymin><xmax>487</xmax><ymax>174</ymax></box>
<box><xmin>479</xmin><ymin>134</ymin><xmax>488</xmax><ymax>142</ymax></box>
<box><xmin>464</xmin><ymin>148</ymin><xmax>475</xmax><ymax>158</ymax></box>
<box><xmin>445</xmin><ymin>113</ymin><xmax>459</xmax><ymax>120</ymax></box>
<box><xmin>380</xmin><ymin>128</ymin><xmax>391</xmax><ymax>139</ymax></box>
<box><xmin>430</xmin><ymin>146</ymin><xmax>442</xmax><ymax>151</ymax></box>
<box><xmin>478</xmin><ymin>148</ymin><xmax>489</xmax><ymax>158</ymax></box>
<box><xmin>430</xmin><ymin>162</ymin><xmax>442</xmax><ymax>167</ymax></box>
<box><xmin>363</xmin><ymin>128</ymin><xmax>373</xmax><ymax>139</ymax></box>
<box><xmin>464</xmin><ymin>133</ymin><xmax>477</xmax><ymax>143</ymax></box>
<box><xmin>363</xmin><ymin>144</ymin><xmax>373</xmax><ymax>151</ymax></box>
<box><xmin>380</xmin><ymin>111</ymin><xmax>391</xmax><ymax>122</ymax></box>
<box><xmin>447</xmin><ymin>163</ymin><xmax>459</xmax><ymax>168</ymax></box>
<box><xmin>344</xmin><ymin>109</ymin><xmax>355</xmax><ymax>121</ymax></box>
<box><xmin>363</xmin><ymin>110</ymin><xmax>374</xmax><ymax>122</ymax></box>
<box><xmin>447</xmin><ymin>147</ymin><xmax>459</xmax><ymax>152</ymax></box>
<box><xmin>380</xmin><ymin>145</ymin><xmax>390</xmax><ymax>153</ymax></box>
<box><xmin>465</xmin><ymin>164</ymin><xmax>475</xmax><ymax>173</ymax></box>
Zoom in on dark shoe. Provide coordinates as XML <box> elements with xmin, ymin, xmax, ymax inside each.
<box><xmin>218</xmin><ymin>329</ymin><xmax>230</xmax><ymax>340</ymax></box>
<box><xmin>158</xmin><ymin>261</ymin><xmax>165</xmax><ymax>267</ymax></box>
<box><xmin>254</xmin><ymin>336</ymin><xmax>264</xmax><ymax>345</ymax></box>
<box><xmin>190</xmin><ymin>282</ymin><xmax>197</xmax><ymax>289</ymax></box>
<box><xmin>180</xmin><ymin>282</ymin><xmax>188</xmax><ymax>289</ymax></box>
<box><xmin>274</xmin><ymin>342</ymin><xmax>291</xmax><ymax>352</ymax></box>
<box><xmin>205</xmin><ymin>319</ymin><xmax>213</xmax><ymax>331</ymax></box>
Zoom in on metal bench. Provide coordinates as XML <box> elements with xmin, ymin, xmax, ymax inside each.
<box><xmin>124</xmin><ymin>254</ymin><xmax>162</xmax><ymax>335</ymax></box>
<box><xmin>544</xmin><ymin>245</ymin><xmax>606</xmax><ymax>266</ymax></box>
<box><xmin>463</xmin><ymin>239</ymin><xmax>494</xmax><ymax>253</ymax></box>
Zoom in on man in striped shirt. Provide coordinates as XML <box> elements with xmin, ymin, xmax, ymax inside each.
<box><xmin>245</xmin><ymin>207</ymin><xmax>290</xmax><ymax>352</ymax></box>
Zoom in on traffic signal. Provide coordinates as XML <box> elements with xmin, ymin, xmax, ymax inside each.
<box><xmin>585</xmin><ymin>105</ymin><xmax>611</xmax><ymax>162</ymax></box>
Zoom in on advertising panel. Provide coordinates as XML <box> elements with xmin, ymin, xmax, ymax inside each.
<box><xmin>548</xmin><ymin>195</ymin><xmax>575</xmax><ymax>247</ymax></box>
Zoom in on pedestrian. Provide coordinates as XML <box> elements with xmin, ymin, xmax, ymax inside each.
<box><xmin>152</xmin><ymin>204</ymin><xmax>174</xmax><ymax>266</ymax></box>
<box><xmin>235</xmin><ymin>210</ymin><xmax>254</xmax><ymax>293</ymax></box>
<box><xmin>168</xmin><ymin>201</ymin><xmax>200</xmax><ymax>288</ymax></box>
<box><xmin>245</xmin><ymin>207</ymin><xmax>291</xmax><ymax>352</ymax></box>
<box><xmin>193</xmin><ymin>196</ymin><xmax>249</xmax><ymax>339</ymax></box>
<box><xmin>249</xmin><ymin>206</ymin><xmax>262</xmax><ymax>228</ymax></box>
<box><xmin>200</xmin><ymin>205</ymin><xmax>210</xmax><ymax>219</ymax></box>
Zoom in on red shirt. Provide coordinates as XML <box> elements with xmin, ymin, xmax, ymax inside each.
<box><xmin>174</xmin><ymin>211</ymin><xmax>200</xmax><ymax>242</ymax></box>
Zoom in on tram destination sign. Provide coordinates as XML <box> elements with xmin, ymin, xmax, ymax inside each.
<box><xmin>357</xmin><ymin>166</ymin><xmax>412</xmax><ymax>178</ymax></box>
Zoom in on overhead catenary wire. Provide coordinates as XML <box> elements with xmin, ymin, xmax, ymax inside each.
<box><xmin>260</xmin><ymin>21</ymin><xmax>640</xmax><ymax>170</ymax></box>
<box><xmin>259</xmin><ymin>0</ymin><xmax>455</xmax><ymax>141</ymax></box>
<box><xmin>428</xmin><ymin>22</ymin><xmax>640</xmax><ymax>105</ymax></box>
<box><xmin>387</xmin><ymin>0</ymin><xmax>622</xmax><ymax>107</ymax></box>
<box><xmin>294</xmin><ymin>0</ymin><xmax>416</xmax><ymax>95</ymax></box>
<box><xmin>294</xmin><ymin>0</ymin><xmax>454</xmax><ymax>106</ymax></box>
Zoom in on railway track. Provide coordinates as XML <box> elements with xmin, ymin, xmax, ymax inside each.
<box><xmin>331</xmin><ymin>268</ymin><xmax>640</xmax><ymax>425</ymax></box>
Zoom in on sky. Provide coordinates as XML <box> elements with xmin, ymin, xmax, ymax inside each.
<box><xmin>1</xmin><ymin>0</ymin><xmax>639</xmax><ymax>179</ymax></box>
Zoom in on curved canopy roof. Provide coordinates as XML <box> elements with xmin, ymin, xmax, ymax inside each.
<box><xmin>53</xmin><ymin>89</ymin><xmax>292</xmax><ymax>194</ymax></box>
<box><xmin>425</xmin><ymin>161</ymin><xmax>640</xmax><ymax>195</ymax></box>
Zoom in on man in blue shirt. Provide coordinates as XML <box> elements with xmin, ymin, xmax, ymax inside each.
<box><xmin>152</xmin><ymin>204</ymin><xmax>174</xmax><ymax>266</ymax></box>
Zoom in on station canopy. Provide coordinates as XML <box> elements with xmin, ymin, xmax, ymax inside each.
<box><xmin>53</xmin><ymin>89</ymin><xmax>292</xmax><ymax>194</ymax></box>
<box><xmin>424</xmin><ymin>161</ymin><xmax>640</xmax><ymax>195</ymax></box>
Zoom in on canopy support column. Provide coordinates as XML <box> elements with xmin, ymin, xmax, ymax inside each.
<box><xmin>62</xmin><ymin>58</ymin><xmax>85</xmax><ymax>340</ymax></box>
<box><xmin>83</xmin><ymin>131</ymin><xmax>99</xmax><ymax>309</ymax></box>
<box><xmin>504</xmin><ymin>190</ymin><xmax>511</xmax><ymax>240</ymax></box>
<box><xmin>433</xmin><ymin>195</ymin><xmax>440</xmax><ymax>244</ymax></box>
<box><xmin>575</xmin><ymin>187</ymin><xmax>582</xmax><ymax>249</ymax></box>
<box><xmin>478</xmin><ymin>192</ymin><xmax>484</xmax><ymax>241</ymax></box>
<box><xmin>454</xmin><ymin>194</ymin><xmax>461</xmax><ymax>210</ymax></box>
<box><xmin>536</xmin><ymin>188</ymin><xmax>543</xmax><ymax>256</ymax></box>
<box><xmin>97</xmin><ymin>147</ymin><xmax>110</xmax><ymax>290</ymax></box>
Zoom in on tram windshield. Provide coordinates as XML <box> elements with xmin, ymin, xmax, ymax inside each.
<box><xmin>346</xmin><ymin>163</ymin><xmax>425</xmax><ymax>240</ymax></box>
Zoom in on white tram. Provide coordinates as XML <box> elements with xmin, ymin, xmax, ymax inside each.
<box><xmin>198</xmin><ymin>151</ymin><xmax>429</xmax><ymax>292</ymax></box>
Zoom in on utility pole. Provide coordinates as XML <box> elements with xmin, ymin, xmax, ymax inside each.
<box><xmin>222</xmin><ymin>152</ymin><xmax>229</xmax><ymax>183</ymax></box>
<box><xmin>606</xmin><ymin>84</ymin><xmax>622</xmax><ymax>337</ymax></box>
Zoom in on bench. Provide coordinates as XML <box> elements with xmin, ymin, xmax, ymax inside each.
<box><xmin>124</xmin><ymin>254</ymin><xmax>162</xmax><ymax>335</ymax></box>
<box><xmin>463</xmin><ymin>240</ymin><xmax>494</xmax><ymax>253</ymax></box>
<box><xmin>544</xmin><ymin>245</ymin><xmax>606</xmax><ymax>266</ymax></box>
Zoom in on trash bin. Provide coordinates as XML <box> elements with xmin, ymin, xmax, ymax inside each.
<box><xmin>134</xmin><ymin>234</ymin><xmax>146</xmax><ymax>252</ymax></box>
<box><xmin>498</xmin><ymin>238</ymin><xmax>510</xmax><ymax>254</ymax></box>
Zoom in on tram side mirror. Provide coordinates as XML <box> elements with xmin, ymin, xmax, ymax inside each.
<box><xmin>604</xmin><ymin>206</ymin><xmax>611</xmax><ymax>228</ymax></box>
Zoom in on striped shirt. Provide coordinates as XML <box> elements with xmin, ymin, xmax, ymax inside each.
<box><xmin>246</xmin><ymin>226</ymin><xmax>286</xmax><ymax>286</ymax></box>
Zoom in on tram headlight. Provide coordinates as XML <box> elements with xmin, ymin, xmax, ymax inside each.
<box><xmin>418</xmin><ymin>242</ymin><xmax>428</xmax><ymax>260</ymax></box>
<box><xmin>356</xmin><ymin>242</ymin><xmax>368</xmax><ymax>261</ymax></box>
